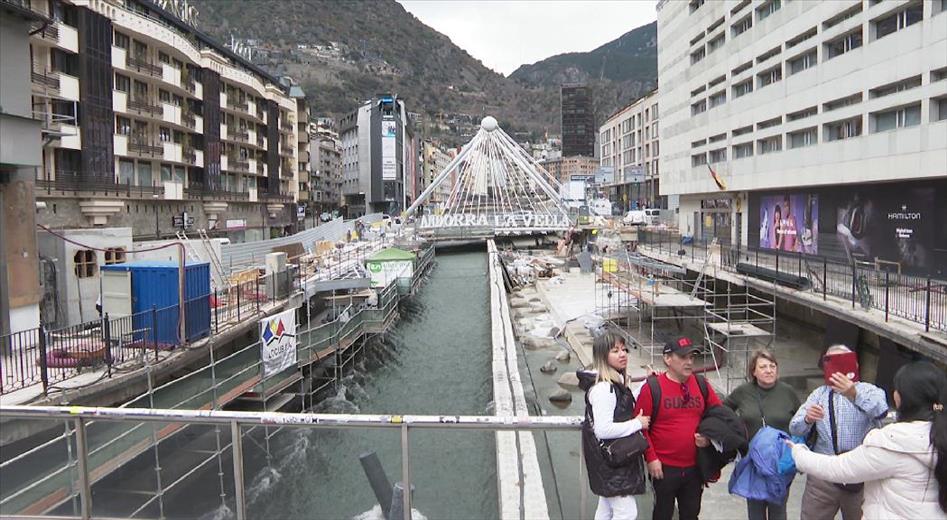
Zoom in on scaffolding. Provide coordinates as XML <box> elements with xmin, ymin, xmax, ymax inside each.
<box><xmin>594</xmin><ymin>247</ymin><xmax>776</xmax><ymax>391</ymax></box>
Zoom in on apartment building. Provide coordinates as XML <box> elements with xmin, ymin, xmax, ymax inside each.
<box><xmin>541</xmin><ymin>155</ymin><xmax>598</xmax><ymax>185</ymax></box>
<box><xmin>421</xmin><ymin>141</ymin><xmax>454</xmax><ymax>205</ymax></box>
<box><xmin>310</xmin><ymin>121</ymin><xmax>343</xmax><ymax>217</ymax></box>
<box><xmin>340</xmin><ymin>95</ymin><xmax>418</xmax><ymax>217</ymax></box>
<box><xmin>27</xmin><ymin>0</ymin><xmax>307</xmax><ymax>242</ymax></box>
<box><xmin>598</xmin><ymin>89</ymin><xmax>663</xmax><ymax>210</ymax></box>
<box><xmin>561</xmin><ymin>84</ymin><xmax>596</xmax><ymax>157</ymax></box>
<box><xmin>658</xmin><ymin>0</ymin><xmax>947</xmax><ymax>275</ymax></box>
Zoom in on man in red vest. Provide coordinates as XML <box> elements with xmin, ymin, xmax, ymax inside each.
<box><xmin>633</xmin><ymin>337</ymin><xmax>722</xmax><ymax>520</ymax></box>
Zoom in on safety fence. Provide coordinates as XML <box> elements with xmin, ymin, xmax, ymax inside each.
<box><xmin>637</xmin><ymin>229</ymin><xmax>946</xmax><ymax>332</ymax></box>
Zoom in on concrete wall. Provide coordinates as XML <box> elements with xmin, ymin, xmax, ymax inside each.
<box><xmin>37</xmin><ymin>228</ymin><xmax>134</xmax><ymax>327</ymax></box>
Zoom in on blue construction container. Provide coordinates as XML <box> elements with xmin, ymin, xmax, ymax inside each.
<box><xmin>101</xmin><ymin>261</ymin><xmax>211</xmax><ymax>346</ymax></box>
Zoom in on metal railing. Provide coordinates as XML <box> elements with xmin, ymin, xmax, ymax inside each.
<box><xmin>31</xmin><ymin>70</ymin><xmax>60</xmax><ymax>90</ymax></box>
<box><xmin>35</xmin><ymin>170</ymin><xmax>164</xmax><ymax>197</ymax></box>
<box><xmin>127</xmin><ymin>97</ymin><xmax>162</xmax><ymax>115</ymax></box>
<box><xmin>0</xmin><ymin>272</ymin><xmax>290</xmax><ymax>396</ymax></box>
<box><xmin>637</xmin><ymin>229</ymin><xmax>947</xmax><ymax>332</ymax></box>
<box><xmin>128</xmin><ymin>138</ymin><xmax>163</xmax><ymax>156</ymax></box>
<box><xmin>0</xmin><ymin>405</ymin><xmax>584</xmax><ymax>520</ymax></box>
<box><xmin>127</xmin><ymin>56</ymin><xmax>162</xmax><ymax>78</ymax></box>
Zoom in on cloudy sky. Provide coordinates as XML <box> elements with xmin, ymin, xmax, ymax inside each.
<box><xmin>398</xmin><ymin>1</ymin><xmax>658</xmax><ymax>76</ymax></box>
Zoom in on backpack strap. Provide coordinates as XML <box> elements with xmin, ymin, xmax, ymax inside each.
<box><xmin>647</xmin><ymin>374</ymin><xmax>662</xmax><ymax>425</ymax></box>
<box><xmin>695</xmin><ymin>374</ymin><xmax>710</xmax><ymax>411</ymax></box>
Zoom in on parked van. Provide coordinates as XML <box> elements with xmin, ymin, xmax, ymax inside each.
<box><xmin>623</xmin><ymin>208</ymin><xmax>661</xmax><ymax>226</ymax></box>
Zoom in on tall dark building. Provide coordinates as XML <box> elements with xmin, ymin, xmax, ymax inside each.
<box><xmin>560</xmin><ymin>84</ymin><xmax>595</xmax><ymax>157</ymax></box>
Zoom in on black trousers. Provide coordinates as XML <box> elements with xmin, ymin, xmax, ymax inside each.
<box><xmin>651</xmin><ymin>464</ymin><xmax>703</xmax><ymax>520</ymax></box>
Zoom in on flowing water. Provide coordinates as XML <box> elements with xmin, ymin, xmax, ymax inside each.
<box><xmin>188</xmin><ymin>250</ymin><xmax>498</xmax><ymax>519</ymax></box>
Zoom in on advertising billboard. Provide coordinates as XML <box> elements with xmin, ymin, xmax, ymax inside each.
<box><xmin>758</xmin><ymin>193</ymin><xmax>819</xmax><ymax>254</ymax></box>
<box><xmin>834</xmin><ymin>185</ymin><xmax>934</xmax><ymax>271</ymax></box>
<box><xmin>381</xmin><ymin>118</ymin><xmax>397</xmax><ymax>181</ymax></box>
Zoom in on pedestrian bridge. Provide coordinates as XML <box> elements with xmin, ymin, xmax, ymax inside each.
<box><xmin>406</xmin><ymin>117</ymin><xmax>573</xmax><ymax>240</ymax></box>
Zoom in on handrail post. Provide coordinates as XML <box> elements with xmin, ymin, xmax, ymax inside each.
<box><xmin>75</xmin><ymin>417</ymin><xmax>93</xmax><ymax>520</ymax></box>
<box><xmin>885</xmin><ymin>270</ymin><xmax>890</xmax><ymax>322</ymax></box>
<box><xmin>851</xmin><ymin>264</ymin><xmax>857</xmax><ymax>308</ymax></box>
<box><xmin>231</xmin><ymin>421</ymin><xmax>247</xmax><ymax>520</ymax></box>
<box><xmin>823</xmin><ymin>257</ymin><xmax>827</xmax><ymax>301</ymax></box>
<box><xmin>400</xmin><ymin>423</ymin><xmax>411</xmax><ymax>520</ymax></box>
<box><xmin>39</xmin><ymin>327</ymin><xmax>49</xmax><ymax>395</ymax></box>
<box><xmin>103</xmin><ymin>313</ymin><xmax>113</xmax><ymax>377</ymax></box>
<box><xmin>579</xmin><ymin>434</ymin><xmax>588</xmax><ymax>520</ymax></box>
<box><xmin>152</xmin><ymin>305</ymin><xmax>159</xmax><ymax>362</ymax></box>
<box><xmin>925</xmin><ymin>277</ymin><xmax>932</xmax><ymax>332</ymax></box>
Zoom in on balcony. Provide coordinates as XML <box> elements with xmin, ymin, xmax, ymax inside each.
<box><xmin>184</xmin><ymin>181</ymin><xmax>250</xmax><ymax>201</ymax></box>
<box><xmin>128</xmin><ymin>97</ymin><xmax>162</xmax><ymax>116</ymax></box>
<box><xmin>183</xmin><ymin>147</ymin><xmax>197</xmax><ymax>165</ymax></box>
<box><xmin>280</xmin><ymin>144</ymin><xmax>295</xmax><ymax>156</ymax></box>
<box><xmin>31</xmin><ymin>70</ymin><xmax>60</xmax><ymax>91</ymax></box>
<box><xmin>127</xmin><ymin>56</ymin><xmax>162</xmax><ymax>78</ymax></box>
<box><xmin>128</xmin><ymin>138</ymin><xmax>163</xmax><ymax>156</ymax></box>
<box><xmin>226</xmin><ymin>156</ymin><xmax>250</xmax><ymax>172</ymax></box>
<box><xmin>37</xmin><ymin>22</ymin><xmax>59</xmax><ymax>42</ymax></box>
<box><xmin>36</xmin><ymin>170</ymin><xmax>163</xmax><ymax>197</ymax></box>
<box><xmin>261</xmin><ymin>191</ymin><xmax>293</xmax><ymax>203</ymax></box>
<box><xmin>280</xmin><ymin>120</ymin><xmax>293</xmax><ymax>132</ymax></box>
<box><xmin>182</xmin><ymin>111</ymin><xmax>196</xmax><ymax>129</ymax></box>
<box><xmin>233</xmin><ymin>129</ymin><xmax>249</xmax><ymax>142</ymax></box>
<box><xmin>229</xmin><ymin>99</ymin><xmax>249</xmax><ymax>112</ymax></box>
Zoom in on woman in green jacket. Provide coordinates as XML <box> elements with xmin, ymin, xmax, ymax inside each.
<box><xmin>724</xmin><ymin>349</ymin><xmax>801</xmax><ymax>520</ymax></box>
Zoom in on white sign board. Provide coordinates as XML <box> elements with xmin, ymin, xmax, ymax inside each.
<box><xmin>260</xmin><ymin>308</ymin><xmax>297</xmax><ymax>377</ymax></box>
<box><xmin>366</xmin><ymin>260</ymin><xmax>413</xmax><ymax>288</ymax></box>
<box><xmin>382</xmin><ymin>119</ymin><xmax>397</xmax><ymax>181</ymax></box>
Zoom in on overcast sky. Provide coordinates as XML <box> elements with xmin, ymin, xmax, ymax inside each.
<box><xmin>397</xmin><ymin>1</ymin><xmax>658</xmax><ymax>76</ymax></box>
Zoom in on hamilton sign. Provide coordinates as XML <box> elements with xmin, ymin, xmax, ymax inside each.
<box><xmin>419</xmin><ymin>213</ymin><xmax>571</xmax><ymax>229</ymax></box>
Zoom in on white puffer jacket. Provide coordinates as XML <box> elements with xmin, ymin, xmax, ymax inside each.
<box><xmin>792</xmin><ymin>421</ymin><xmax>945</xmax><ymax>520</ymax></box>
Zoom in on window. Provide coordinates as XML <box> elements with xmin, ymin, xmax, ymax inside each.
<box><xmin>733</xmin><ymin>79</ymin><xmax>754</xmax><ymax>98</ymax></box>
<box><xmin>709</xmin><ymin>133</ymin><xmax>726</xmax><ymax>143</ymax></box>
<box><xmin>690</xmin><ymin>32</ymin><xmax>706</xmax><ymax>46</ymax></box>
<box><xmin>824</xmin><ymin>93</ymin><xmax>863</xmax><ymax>111</ymax></box>
<box><xmin>934</xmin><ymin>67</ymin><xmax>947</xmax><ymax>82</ymax></box>
<box><xmin>159</xmin><ymin>89</ymin><xmax>171</xmax><ymax>103</ymax></box>
<box><xmin>756</xmin><ymin>46</ymin><xmax>781</xmax><ymax>64</ymax></box>
<box><xmin>872</xmin><ymin>103</ymin><xmax>921</xmax><ymax>132</ymax></box>
<box><xmin>691</xmin><ymin>85</ymin><xmax>707</xmax><ymax>97</ymax></box>
<box><xmin>731</xmin><ymin>0</ymin><xmax>751</xmax><ymax>15</ymax></box>
<box><xmin>733</xmin><ymin>125</ymin><xmax>753</xmax><ymax>136</ymax></box>
<box><xmin>707</xmin><ymin>16</ymin><xmax>725</xmax><ymax>34</ymax></box>
<box><xmin>707</xmin><ymin>34</ymin><xmax>725</xmax><ymax>53</ymax></box>
<box><xmin>757</xmin><ymin>117</ymin><xmax>782</xmax><ymax>130</ymax></box>
<box><xmin>104</xmin><ymin>248</ymin><xmax>126</xmax><ymax>265</ymax></box>
<box><xmin>709</xmin><ymin>90</ymin><xmax>727</xmax><ymax>108</ymax></box>
<box><xmin>689</xmin><ymin>0</ymin><xmax>705</xmax><ymax>13</ymax></box>
<box><xmin>757</xmin><ymin>66</ymin><xmax>782</xmax><ymax>88</ymax></box>
<box><xmin>691</xmin><ymin>47</ymin><xmax>706</xmax><ymax>64</ymax></box>
<box><xmin>757</xmin><ymin>0</ymin><xmax>781</xmax><ymax>21</ymax></box>
<box><xmin>708</xmin><ymin>75</ymin><xmax>726</xmax><ymax>88</ymax></box>
<box><xmin>786</xmin><ymin>27</ymin><xmax>817</xmax><ymax>49</ymax></box>
<box><xmin>825</xmin><ymin>117</ymin><xmax>863</xmax><ymax>141</ymax></box>
<box><xmin>158</xmin><ymin>52</ymin><xmax>170</xmax><ymax>64</ymax></box>
<box><xmin>691</xmin><ymin>138</ymin><xmax>707</xmax><ymax>148</ymax></box>
<box><xmin>787</xmin><ymin>106</ymin><xmax>818</xmax><ymax>121</ymax></box>
<box><xmin>113</xmin><ymin>31</ymin><xmax>129</xmax><ymax>49</ymax></box>
<box><xmin>789</xmin><ymin>49</ymin><xmax>818</xmax><ymax>75</ymax></box>
<box><xmin>788</xmin><ymin>127</ymin><xmax>818</xmax><ymax>148</ymax></box>
<box><xmin>824</xmin><ymin>3</ymin><xmax>863</xmax><ymax>30</ymax></box>
<box><xmin>114</xmin><ymin>73</ymin><xmax>130</xmax><ymax>92</ymax></box>
<box><xmin>692</xmin><ymin>153</ymin><xmax>708</xmax><ymax>166</ymax></box>
<box><xmin>935</xmin><ymin>97</ymin><xmax>947</xmax><ymax>122</ymax></box>
<box><xmin>874</xmin><ymin>2</ymin><xmax>923</xmax><ymax>40</ymax></box>
<box><xmin>709</xmin><ymin>148</ymin><xmax>727</xmax><ymax>163</ymax></box>
<box><xmin>733</xmin><ymin>142</ymin><xmax>754</xmax><ymax>158</ymax></box>
<box><xmin>826</xmin><ymin>29</ymin><xmax>862</xmax><ymax>59</ymax></box>
<box><xmin>870</xmin><ymin>75</ymin><xmax>922</xmax><ymax>98</ymax></box>
<box><xmin>731</xmin><ymin>14</ymin><xmax>752</xmax><ymax>37</ymax></box>
<box><xmin>732</xmin><ymin>60</ymin><xmax>753</xmax><ymax>77</ymax></box>
<box><xmin>159</xmin><ymin>127</ymin><xmax>171</xmax><ymax>142</ymax></box>
<box><xmin>757</xmin><ymin>135</ymin><xmax>782</xmax><ymax>154</ymax></box>
<box><xmin>116</xmin><ymin>116</ymin><xmax>131</xmax><ymax>135</ymax></box>
<box><xmin>119</xmin><ymin>160</ymin><xmax>134</xmax><ymax>184</ymax></box>
<box><xmin>137</xmin><ymin>161</ymin><xmax>153</xmax><ymax>187</ymax></box>
<box><xmin>691</xmin><ymin>99</ymin><xmax>707</xmax><ymax>115</ymax></box>
<box><xmin>74</xmin><ymin>250</ymin><xmax>97</xmax><ymax>278</ymax></box>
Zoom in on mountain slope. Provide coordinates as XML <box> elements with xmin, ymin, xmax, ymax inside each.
<box><xmin>191</xmin><ymin>0</ymin><xmax>556</xmax><ymax>142</ymax></box>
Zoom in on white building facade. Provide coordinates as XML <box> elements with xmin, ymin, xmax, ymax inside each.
<box><xmin>657</xmin><ymin>0</ymin><xmax>947</xmax><ymax>275</ymax></box>
<box><xmin>599</xmin><ymin>89</ymin><xmax>663</xmax><ymax>210</ymax></box>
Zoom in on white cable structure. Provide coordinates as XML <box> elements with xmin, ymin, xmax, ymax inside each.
<box><xmin>406</xmin><ymin>117</ymin><xmax>574</xmax><ymax>235</ymax></box>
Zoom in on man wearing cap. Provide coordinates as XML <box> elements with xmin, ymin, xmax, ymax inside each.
<box><xmin>633</xmin><ymin>336</ymin><xmax>721</xmax><ymax>520</ymax></box>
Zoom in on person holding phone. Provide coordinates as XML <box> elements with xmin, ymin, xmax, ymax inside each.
<box><xmin>789</xmin><ymin>345</ymin><xmax>889</xmax><ymax>520</ymax></box>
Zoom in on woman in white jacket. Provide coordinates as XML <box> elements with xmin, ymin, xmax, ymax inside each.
<box><xmin>788</xmin><ymin>361</ymin><xmax>947</xmax><ymax>520</ymax></box>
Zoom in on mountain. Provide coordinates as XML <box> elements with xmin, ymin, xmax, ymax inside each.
<box><xmin>189</xmin><ymin>1</ymin><xmax>657</xmax><ymax>144</ymax></box>
<box><xmin>510</xmin><ymin>22</ymin><xmax>658</xmax><ymax>122</ymax></box>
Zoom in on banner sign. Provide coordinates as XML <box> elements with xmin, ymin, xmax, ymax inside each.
<box><xmin>260</xmin><ymin>308</ymin><xmax>297</xmax><ymax>378</ymax></box>
<box><xmin>382</xmin><ymin>118</ymin><xmax>397</xmax><ymax>181</ymax></box>
<box><xmin>759</xmin><ymin>193</ymin><xmax>819</xmax><ymax>254</ymax></box>
<box><xmin>418</xmin><ymin>213</ymin><xmax>571</xmax><ymax>229</ymax></box>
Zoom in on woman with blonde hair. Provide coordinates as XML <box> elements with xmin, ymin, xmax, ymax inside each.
<box><xmin>577</xmin><ymin>332</ymin><xmax>651</xmax><ymax>519</ymax></box>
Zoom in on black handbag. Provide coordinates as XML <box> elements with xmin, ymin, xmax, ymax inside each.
<box><xmin>828</xmin><ymin>391</ymin><xmax>865</xmax><ymax>494</ymax></box>
<box><xmin>598</xmin><ymin>432</ymin><xmax>649</xmax><ymax>468</ymax></box>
